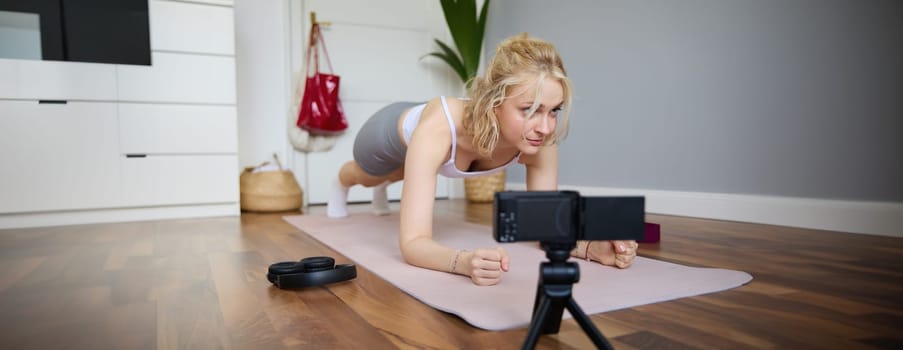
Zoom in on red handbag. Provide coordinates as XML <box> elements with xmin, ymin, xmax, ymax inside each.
<box><xmin>296</xmin><ymin>23</ymin><xmax>348</xmax><ymax>135</ymax></box>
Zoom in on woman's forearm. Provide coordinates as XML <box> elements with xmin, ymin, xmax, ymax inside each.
<box><xmin>400</xmin><ymin>236</ymin><xmax>470</xmax><ymax>275</ymax></box>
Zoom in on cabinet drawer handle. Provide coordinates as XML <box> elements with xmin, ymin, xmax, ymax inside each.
<box><xmin>126</xmin><ymin>154</ymin><xmax>147</xmax><ymax>158</ymax></box>
<box><xmin>38</xmin><ymin>100</ymin><xmax>68</xmax><ymax>104</ymax></box>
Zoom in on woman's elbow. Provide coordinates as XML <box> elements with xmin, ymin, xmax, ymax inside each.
<box><xmin>399</xmin><ymin>239</ymin><xmax>420</xmax><ymax>266</ymax></box>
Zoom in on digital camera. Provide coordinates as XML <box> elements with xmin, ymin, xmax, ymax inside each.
<box><xmin>493</xmin><ymin>191</ymin><xmax>645</xmax><ymax>243</ymax></box>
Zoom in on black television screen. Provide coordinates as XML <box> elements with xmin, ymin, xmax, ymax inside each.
<box><xmin>0</xmin><ymin>0</ymin><xmax>150</xmax><ymax>65</ymax></box>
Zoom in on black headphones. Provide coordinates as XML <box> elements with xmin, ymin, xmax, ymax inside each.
<box><xmin>267</xmin><ymin>256</ymin><xmax>357</xmax><ymax>289</ymax></box>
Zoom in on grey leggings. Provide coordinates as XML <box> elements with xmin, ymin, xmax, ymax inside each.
<box><xmin>353</xmin><ymin>101</ymin><xmax>421</xmax><ymax>176</ymax></box>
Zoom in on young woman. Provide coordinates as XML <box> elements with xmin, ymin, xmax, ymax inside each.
<box><xmin>327</xmin><ymin>34</ymin><xmax>638</xmax><ymax>286</ymax></box>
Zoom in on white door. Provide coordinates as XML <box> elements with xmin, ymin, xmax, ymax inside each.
<box><xmin>291</xmin><ymin>0</ymin><xmax>458</xmax><ymax>205</ymax></box>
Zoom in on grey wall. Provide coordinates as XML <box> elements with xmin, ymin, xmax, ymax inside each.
<box><xmin>490</xmin><ymin>0</ymin><xmax>902</xmax><ymax>202</ymax></box>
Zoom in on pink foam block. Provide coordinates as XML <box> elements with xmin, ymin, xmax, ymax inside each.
<box><xmin>640</xmin><ymin>222</ymin><xmax>661</xmax><ymax>243</ymax></box>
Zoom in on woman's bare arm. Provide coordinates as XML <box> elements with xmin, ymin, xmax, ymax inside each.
<box><xmin>522</xmin><ymin>143</ymin><xmax>558</xmax><ymax>191</ymax></box>
<box><xmin>398</xmin><ymin>99</ymin><xmax>455</xmax><ymax>272</ymax></box>
<box><xmin>398</xmin><ymin>98</ymin><xmax>510</xmax><ymax>285</ymax></box>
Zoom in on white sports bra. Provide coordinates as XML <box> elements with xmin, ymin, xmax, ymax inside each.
<box><xmin>402</xmin><ymin>96</ymin><xmax>520</xmax><ymax>179</ymax></box>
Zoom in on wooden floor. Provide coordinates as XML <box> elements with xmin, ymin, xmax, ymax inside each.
<box><xmin>0</xmin><ymin>199</ymin><xmax>901</xmax><ymax>349</ymax></box>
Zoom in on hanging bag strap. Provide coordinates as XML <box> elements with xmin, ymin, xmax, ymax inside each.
<box><xmin>305</xmin><ymin>23</ymin><xmax>335</xmax><ymax>78</ymax></box>
<box><xmin>305</xmin><ymin>23</ymin><xmax>320</xmax><ymax>78</ymax></box>
<box><xmin>314</xmin><ymin>24</ymin><xmax>335</xmax><ymax>74</ymax></box>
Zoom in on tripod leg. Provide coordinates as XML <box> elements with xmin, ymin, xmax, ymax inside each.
<box><xmin>522</xmin><ymin>296</ymin><xmax>552</xmax><ymax>350</ymax></box>
<box><xmin>565</xmin><ymin>298</ymin><xmax>614</xmax><ymax>350</ymax></box>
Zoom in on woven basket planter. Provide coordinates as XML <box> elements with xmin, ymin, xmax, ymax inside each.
<box><xmin>239</xmin><ymin>154</ymin><xmax>304</xmax><ymax>212</ymax></box>
<box><xmin>464</xmin><ymin>170</ymin><xmax>506</xmax><ymax>203</ymax></box>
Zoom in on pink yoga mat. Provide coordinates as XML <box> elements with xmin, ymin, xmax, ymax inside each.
<box><xmin>283</xmin><ymin>213</ymin><xmax>752</xmax><ymax>331</ymax></box>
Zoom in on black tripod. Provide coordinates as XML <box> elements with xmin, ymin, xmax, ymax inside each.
<box><xmin>522</xmin><ymin>242</ymin><xmax>614</xmax><ymax>350</ymax></box>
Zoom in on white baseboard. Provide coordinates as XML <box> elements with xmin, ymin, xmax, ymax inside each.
<box><xmin>0</xmin><ymin>203</ymin><xmax>240</xmax><ymax>229</ymax></box>
<box><xmin>507</xmin><ymin>183</ymin><xmax>903</xmax><ymax>237</ymax></box>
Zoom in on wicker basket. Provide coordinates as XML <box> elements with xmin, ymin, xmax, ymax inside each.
<box><xmin>239</xmin><ymin>154</ymin><xmax>304</xmax><ymax>212</ymax></box>
<box><xmin>464</xmin><ymin>170</ymin><xmax>506</xmax><ymax>203</ymax></box>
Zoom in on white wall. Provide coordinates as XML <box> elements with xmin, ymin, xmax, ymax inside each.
<box><xmin>234</xmin><ymin>0</ymin><xmax>293</xmax><ymax>169</ymax></box>
<box><xmin>234</xmin><ymin>0</ymin><xmax>466</xmax><ymax>203</ymax></box>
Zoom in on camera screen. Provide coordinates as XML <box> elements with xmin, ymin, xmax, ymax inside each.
<box><xmin>515</xmin><ymin>196</ymin><xmax>577</xmax><ymax>242</ymax></box>
<box><xmin>581</xmin><ymin>197</ymin><xmax>645</xmax><ymax>241</ymax></box>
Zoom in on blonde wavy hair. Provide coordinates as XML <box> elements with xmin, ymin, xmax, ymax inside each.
<box><xmin>464</xmin><ymin>33</ymin><xmax>573</xmax><ymax>158</ymax></box>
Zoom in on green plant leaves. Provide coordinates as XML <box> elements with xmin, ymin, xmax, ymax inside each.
<box><xmin>425</xmin><ymin>0</ymin><xmax>490</xmax><ymax>85</ymax></box>
<box><xmin>427</xmin><ymin>39</ymin><xmax>468</xmax><ymax>83</ymax></box>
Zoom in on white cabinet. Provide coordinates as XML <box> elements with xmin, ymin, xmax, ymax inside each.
<box><xmin>0</xmin><ymin>59</ymin><xmax>117</xmax><ymax>100</ymax></box>
<box><xmin>0</xmin><ymin>60</ymin><xmax>18</xmax><ymax>97</ymax></box>
<box><xmin>0</xmin><ymin>1</ymin><xmax>239</xmax><ymax>228</ymax></box>
<box><xmin>117</xmin><ymin>52</ymin><xmax>236</xmax><ymax>104</ymax></box>
<box><xmin>119</xmin><ymin>103</ymin><xmax>237</xmax><ymax>154</ymax></box>
<box><xmin>150</xmin><ymin>0</ymin><xmax>235</xmax><ymax>55</ymax></box>
<box><xmin>0</xmin><ymin>100</ymin><xmax>120</xmax><ymax>213</ymax></box>
<box><xmin>117</xmin><ymin>102</ymin><xmax>239</xmax><ymax>206</ymax></box>
<box><xmin>121</xmin><ymin>155</ymin><xmax>238</xmax><ymax>206</ymax></box>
